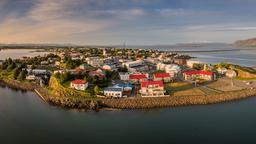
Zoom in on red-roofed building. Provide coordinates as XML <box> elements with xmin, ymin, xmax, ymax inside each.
<box><xmin>140</xmin><ymin>81</ymin><xmax>165</xmax><ymax>97</ymax></box>
<box><xmin>153</xmin><ymin>73</ymin><xmax>171</xmax><ymax>82</ymax></box>
<box><xmin>70</xmin><ymin>79</ymin><xmax>88</xmax><ymax>91</ymax></box>
<box><xmin>129</xmin><ymin>74</ymin><xmax>148</xmax><ymax>83</ymax></box>
<box><xmin>183</xmin><ymin>70</ymin><xmax>215</xmax><ymax>81</ymax></box>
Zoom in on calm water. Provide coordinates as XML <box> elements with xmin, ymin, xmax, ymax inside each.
<box><xmin>142</xmin><ymin>44</ymin><xmax>256</xmax><ymax>67</ymax></box>
<box><xmin>0</xmin><ymin>49</ymin><xmax>50</xmax><ymax>60</ymax></box>
<box><xmin>1</xmin><ymin>86</ymin><xmax>256</xmax><ymax>144</ymax></box>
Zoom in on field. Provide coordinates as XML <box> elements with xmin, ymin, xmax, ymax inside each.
<box><xmin>165</xmin><ymin>82</ymin><xmax>205</xmax><ymax>96</ymax></box>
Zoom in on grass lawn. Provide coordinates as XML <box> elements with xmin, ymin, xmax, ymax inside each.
<box><xmin>165</xmin><ymin>81</ymin><xmax>205</xmax><ymax>96</ymax></box>
<box><xmin>62</xmin><ymin>81</ymin><xmax>71</xmax><ymax>88</ymax></box>
<box><xmin>235</xmin><ymin>77</ymin><xmax>256</xmax><ymax>81</ymax></box>
<box><xmin>166</xmin><ymin>82</ymin><xmax>194</xmax><ymax>91</ymax></box>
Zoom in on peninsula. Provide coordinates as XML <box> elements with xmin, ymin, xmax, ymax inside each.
<box><xmin>1</xmin><ymin>46</ymin><xmax>256</xmax><ymax>110</ymax></box>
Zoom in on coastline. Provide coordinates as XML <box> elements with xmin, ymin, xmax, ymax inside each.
<box><xmin>1</xmin><ymin>78</ymin><xmax>256</xmax><ymax>110</ymax></box>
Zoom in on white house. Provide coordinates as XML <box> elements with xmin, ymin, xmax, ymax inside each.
<box><xmin>55</xmin><ymin>61</ymin><xmax>61</xmax><ymax>67</ymax></box>
<box><xmin>226</xmin><ymin>70</ymin><xmax>237</xmax><ymax>78</ymax></box>
<box><xmin>217</xmin><ymin>67</ymin><xmax>228</xmax><ymax>75</ymax></box>
<box><xmin>70</xmin><ymin>79</ymin><xmax>88</xmax><ymax>91</ymax></box>
<box><xmin>187</xmin><ymin>60</ymin><xmax>202</xmax><ymax>68</ymax></box>
<box><xmin>26</xmin><ymin>75</ymin><xmax>36</xmax><ymax>80</ymax></box>
<box><xmin>119</xmin><ymin>72</ymin><xmax>130</xmax><ymax>81</ymax></box>
<box><xmin>122</xmin><ymin>60</ymin><xmax>144</xmax><ymax>69</ymax></box>
<box><xmin>140</xmin><ymin>81</ymin><xmax>165</xmax><ymax>97</ymax></box>
<box><xmin>153</xmin><ymin>73</ymin><xmax>171</xmax><ymax>82</ymax></box>
<box><xmin>53</xmin><ymin>70</ymin><xmax>65</xmax><ymax>75</ymax></box>
<box><xmin>183</xmin><ymin>70</ymin><xmax>215</xmax><ymax>81</ymax></box>
<box><xmin>86</xmin><ymin>57</ymin><xmax>104</xmax><ymax>67</ymax></box>
<box><xmin>26</xmin><ymin>69</ymin><xmax>48</xmax><ymax>75</ymax></box>
<box><xmin>157</xmin><ymin>63</ymin><xmax>181</xmax><ymax>78</ymax></box>
<box><xmin>103</xmin><ymin>87</ymin><xmax>123</xmax><ymax>98</ymax></box>
<box><xmin>41</xmin><ymin>61</ymin><xmax>49</xmax><ymax>65</ymax></box>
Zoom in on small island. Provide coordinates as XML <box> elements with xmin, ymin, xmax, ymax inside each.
<box><xmin>0</xmin><ymin>46</ymin><xmax>256</xmax><ymax>110</ymax></box>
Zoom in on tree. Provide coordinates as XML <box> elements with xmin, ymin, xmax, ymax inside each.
<box><xmin>18</xmin><ymin>70</ymin><xmax>27</xmax><ymax>81</ymax></box>
<box><xmin>92</xmin><ymin>75</ymin><xmax>99</xmax><ymax>84</ymax></box>
<box><xmin>60</xmin><ymin>72</ymin><xmax>71</xmax><ymax>83</ymax></box>
<box><xmin>94</xmin><ymin>85</ymin><xmax>100</xmax><ymax>95</ymax></box>
<box><xmin>7</xmin><ymin>62</ymin><xmax>16</xmax><ymax>71</ymax></box>
<box><xmin>1</xmin><ymin>61</ymin><xmax>8</xmax><ymax>70</ymax></box>
<box><xmin>193</xmin><ymin>63</ymin><xmax>204</xmax><ymax>70</ymax></box>
<box><xmin>122</xmin><ymin>65</ymin><xmax>128</xmax><ymax>72</ymax></box>
<box><xmin>83</xmin><ymin>76</ymin><xmax>87</xmax><ymax>81</ymax></box>
<box><xmin>12</xmin><ymin>68</ymin><xmax>20</xmax><ymax>79</ymax></box>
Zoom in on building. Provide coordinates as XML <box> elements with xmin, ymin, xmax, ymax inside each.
<box><xmin>217</xmin><ymin>67</ymin><xmax>228</xmax><ymax>75</ymax></box>
<box><xmin>86</xmin><ymin>57</ymin><xmax>104</xmax><ymax>67</ymax></box>
<box><xmin>121</xmin><ymin>60</ymin><xmax>148</xmax><ymax>73</ymax></box>
<box><xmin>139</xmin><ymin>81</ymin><xmax>165</xmax><ymax>97</ymax></box>
<box><xmin>103</xmin><ymin>87</ymin><xmax>123</xmax><ymax>98</ymax></box>
<box><xmin>70</xmin><ymin>79</ymin><xmax>88</xmax><ymax>91</ymax></box>
<box><xmin>26</xmin><ymin>75</ymin><xmax>36</xmax><ymax>80</ymax></box>
<box><xmin>183</xmin><ymin>70</ymin><xmax>215</xmax><ymax>81</ymax></box>
<box><xmin>79</xmin><ymin>64</ymin><xmax>90</xmax><ymax>70</ymax></box>
<box><xmin>122</xmin><ymin>60</ymin><xmax>144</xmax><ymax>68</ymax></box>
<box><xmin>153</xmin><ymin>73</ymin><xmax>171</xmax><ymax>82</ymax></box>
<box><xmin>40</xmin><ymin>61</ymin><xmax>49</xmax><ymax>65</ymax></box>
<box><xmin>55</xmin><ymin>61</ymin><xmax>61</xmax><ymax>67</ymax></box>
<box><xmin>122</xmin><ymin>60</ymin><xmax>144</xmax><ymax>69</ymax></box>
<box><xmin>114</xmin><ymin>83</ymin><xmax>133</xmax><ymax>92</ymax></box>
<box><xmin>225</xmin><ymin>70</ymin><xmax>237</xmax><ymax>78</ymax></box>
<box><xmin>103</xmin><ymin>83</ymin><xmax>133</xmax><ymax>98</ymax></box>
<box><xmin>89</xmin><ymin>69</ymin><xmax>105</xmax><ymax>80</ymax></box>
<box><xmin>145</xmin><ymin>58</ymin><xmax>160</xmax><ymax>64</ymax></box>
<box><xmin>187</xmin><ymin>60</ymin><xmax>202</xmax><ymax>68</ymax></box>
<box><xmin>102</xmin><ymin>64</ymin><xmax>116</xmax><ymax>71</ymax></box>
<box><xmin>119</xmin><ymin>72</ymin><xmax>130</xmax><ymax>81</ymax></box>
<box><xmin>156</xmin><ymin>63</ymin><xmax>181</xmax><ymax>78</ymax></box>
<box><xmin>129</xmin><ymin>74</ymin><xmax>148</xmax><ymax>83</ymax></box>
<box><xmin>174</xmin><ymin>58</ymin><xmax>187</xmax><ymax>65</ymax></box>
<box><xmin>26</xmin><ymin>69</ymin><xmax>48</xmax><ymax>75</ymax></box>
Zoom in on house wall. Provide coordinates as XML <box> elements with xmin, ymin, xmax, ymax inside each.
<box><xmin>140</xmin><ymin>86</ymin><xmax>165</xmax><ymax>97</ymax></box>
<box><xmin>104</xmin><ymin>91</ymin><xmax>123</xmax><ymax>98</ymax></box>
<box><xmin>70</xmin><ymin>82</ymin><xmax>88</xmax><ymax>91</ymax></box>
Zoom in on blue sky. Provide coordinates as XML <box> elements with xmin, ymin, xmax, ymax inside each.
<box><xmin>1</xmin><ymin>0</ymin><xmax>256</xmax><ymax>45</ymax></box>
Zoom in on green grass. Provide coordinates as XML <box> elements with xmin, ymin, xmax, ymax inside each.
<box><xmin>235</xmin><ymin>77</ymin><xmax>256</xmax><ymax>80</ymax></box>
<box><xmin>166</xmin><ymin>82</ymin><xmax>194</xmax><ymax>92</ymax></box>
<box><xmin>62</xmin><ymin>81</ymin><xmax>71</xmax><ymax>88</ymax></box>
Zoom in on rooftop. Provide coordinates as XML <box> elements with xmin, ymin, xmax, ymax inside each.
<box><xmin>129</xmin><ymin>74</ymin><xmax>147</xmax><ymax>80</ymax></box>
<box><xmin>71</xmin><ymin>79</ymin><xmax>87</xmax><ymax>85</ymax></box>
<box><xmin>154</xmin><ymin>73</ymin><xmax>170</xmax><ymax>78</ymax></box>
<box><xmin>183</xmin><ymin>70</ymin><xmax>213</xmax><ymax>76</ymax></box>
<box><xmin>104</xmin><ymin>87</ymin><xmax>123</xmax><ymax>92</ymax></box>
<box><xmin>141</xmin><ymin>81</ymin><xmax>164</xmax><ymax>88</ymax></box>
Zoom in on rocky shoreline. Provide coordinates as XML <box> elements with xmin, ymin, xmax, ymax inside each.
<box><xmin>1</xmin><ymin>79</ymin><xmax>256</xmax><ymax>110</ymax></box>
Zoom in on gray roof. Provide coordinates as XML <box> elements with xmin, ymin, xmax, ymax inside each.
<box><xmin>104</xmin><ymin>87</ymin><xmax>123</xmax><ymax>92</ymax></box>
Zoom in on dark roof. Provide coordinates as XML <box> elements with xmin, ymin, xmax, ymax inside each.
<box><xmin>104</xmin><ymin>87</ymin><xmax>123</xmax><ymax>92</ymax></box>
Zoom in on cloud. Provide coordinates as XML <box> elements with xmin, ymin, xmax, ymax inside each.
<box><xmin>0</xmin><ymin>0</ymin><xmax>112</xmax><ymax>43</ymax></box>
<box><xmin>90</xmin><ymin>8</ymin><xmax>145</xmax><ymax>20</ymax></box>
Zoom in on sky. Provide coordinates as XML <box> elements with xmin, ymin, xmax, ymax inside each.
<box><xmin>1</xmin><ymin>0</ymin><xmax>256</xmax><ymax>45</ymax></box>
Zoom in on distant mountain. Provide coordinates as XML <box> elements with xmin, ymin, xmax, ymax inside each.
<box><xmin>234</xmin><ymin>38</ymin><xmax>256</xmax><ymax>47</ymax></box>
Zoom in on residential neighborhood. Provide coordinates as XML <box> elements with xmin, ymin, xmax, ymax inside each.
<box><xmin>1</xmin><ymin>47</ymin><xmax>255</xmax><ymax>100</ymax></box>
